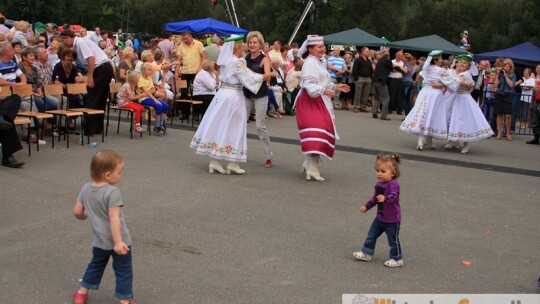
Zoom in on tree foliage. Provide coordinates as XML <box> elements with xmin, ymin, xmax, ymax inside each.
<box><xmin>2</xmin><ymin>0</ymin><xmax>539</xmax><ymax>53</ymax></box>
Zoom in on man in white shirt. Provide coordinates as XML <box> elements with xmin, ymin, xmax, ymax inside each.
<box><xmin>388</xmin><ymin>50</ymin><xmax>407</xmax><ymax>114</ymax></box>
<box><xmin>89</xmin><ymin>27</ymin><xmax>102</xmax><ymax>45</ymax></box>
<box><xmin>60</xmin><ymin>29</ymin><xmax>113</xmax><ymax>135</ymax></box>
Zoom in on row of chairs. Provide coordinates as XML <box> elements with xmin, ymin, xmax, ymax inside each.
<box><xmin>2</xmin><ymin>78</ymin><xmax>204</xmax><ymax>156</ymax></box>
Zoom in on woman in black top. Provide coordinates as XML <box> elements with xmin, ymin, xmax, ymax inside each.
<box><xmin>243</xmin><ymin>31</ymin><xmax>276</xmax><ymax>168</ymax></box>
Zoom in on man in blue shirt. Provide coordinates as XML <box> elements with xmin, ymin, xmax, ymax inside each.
<box><xmin>327</xmin><ymin>47</ymin><xmax>345</xmax><ymax>109</ymax></box>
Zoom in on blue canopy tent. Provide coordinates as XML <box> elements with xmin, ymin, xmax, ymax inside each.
<box><xmin>475</xmin><ymin>42</ymin><xmax>540</xmax><ymax>66</ymax></box>
<box><xmin>164</xmin><ymin>18</ymin><xmax>248</xmax><ymax>35</ymax></box>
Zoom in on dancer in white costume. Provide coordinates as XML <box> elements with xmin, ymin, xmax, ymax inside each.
<box><xmin>399</xmin><ymin>50</ymin><xmax>455</xmax><ymax>150</ymax></box>
<box><xmin>190</xmin><ymin>35</ymin><xmax>266</xmax><ymax>174</ymax></box>
<box><xmin>443</xmin><ymin>54</ymin><xmax>494</xmax><ymax>153</ymax></box>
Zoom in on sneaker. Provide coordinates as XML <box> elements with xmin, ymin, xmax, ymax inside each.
<box><xmin>153</xmin><ymin>127</ymin><xmax>163</xmax><ymax>136</ymax></box>
<box><xmin>353</xmin><ymin>251</ymin><xmax>371</xmax><ymax>261</ymax></box>
<box><xmin>73</xmin><ymin>291</ymin><xmax>88</xmax><ymax>304</ymax></box>
<box><xmin>384</xmin><ymin>259</ymin><xmax>404</xmax><ymax>268</ymax></box>
<box><xmin>158</xmin><ymin>126</ymin><xmax>166</xmax><ymax>135</ymax></box>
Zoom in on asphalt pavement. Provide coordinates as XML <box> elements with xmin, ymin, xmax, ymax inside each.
<box><xmin>1</xmin><ymin>109</ymin><xmax>538</xmax><ymax>303</ymax></box>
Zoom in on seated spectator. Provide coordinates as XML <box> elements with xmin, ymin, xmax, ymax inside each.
<box><xmin>152</xmin><ymin>48</ymin><xmax>174</xmax><ymax>102</ymax></box>
<box><xmin>11</xmin><ymin>41</ymin><xmax>22</xmax><ymax>64</ymax></box>
<box><xmin>268</xmin><ymin>57</ymin><xmax>286</xmax><ymax>117</ymax></box>
<box><xmin>117</xmin><ymin>71</ymin><xmax>145</xmax><ymax>133</ymax></box>
<box><xmin>117</xmin><ymin>47</ymin><xmax>135</xmax><ymax>83</ymax></box>
<box><xmin>138</xmin><ymin>63</ymin><xmax>169</xmax><ymax>135</ymax></box>
<box><xmin>18</xmin><ymin>47</ymin><xmax>57</xmax><ymax>114</ymax></box>
<box><xmin>192</xmin><ymin>59</ymin><xmax>219</xmax><ymax>118</ymax></box>
<box><xmin>285</xmin><ymin>58</ymin><xmax>302</xmax><ymax>103</ymax></box>
<box><xmin>52</xmin><ymin>47</ymin><xmax>85</xmax><ymax>110</ymax></box>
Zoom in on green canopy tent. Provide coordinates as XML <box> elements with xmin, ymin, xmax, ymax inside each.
<box><xmin>323</xmin><ymin>28</ymin><xmax>388</xmax><ymax>47</ymax></box>
<box><xmin>388</xmin><ymin>34</ymin><xmax>468</xmax><ymax>55</ymax></box>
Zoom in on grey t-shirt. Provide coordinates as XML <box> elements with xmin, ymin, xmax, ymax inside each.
<box><xmin>77</xmin><ymin>182</ymin><xmax>132</xmax><ymax>250</ymax></box>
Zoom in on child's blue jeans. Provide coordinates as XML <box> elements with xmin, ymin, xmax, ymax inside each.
<box><xmin>80</xmin><ymin>246</ymin><xmax>133</xmax><ymax>300</ymax></box>
<box><xmin>361</xmin><ymin>219</ymin><xmax>402</xmax><ymax>260</ymax></box>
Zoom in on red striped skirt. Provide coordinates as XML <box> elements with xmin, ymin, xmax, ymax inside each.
<box><xmin>295</xmin><ymin>90</ymin><xmax>335</xmax><ymax>160</ymax></box>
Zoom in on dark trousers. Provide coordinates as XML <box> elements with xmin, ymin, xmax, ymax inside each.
<box><xmin>361</xmin><ymin>218</ymin><xmax>402</xmax><ymax>260</ymax></box>
<box><xmin>180</xmin><ymin>73</ymin><xmax>196</xmax><ymax>118</ymax></box>
<box><xmin>85</xmin><ymin>63</ymin><xmax>114</xmax><ymax>134</ymax></box>
<box><xmin>388</xmin><ymin>78</ymin><xmax>403</xmax><ymax>114</ymax></box>
<box><xmin>0</xmin><ymin>95</ymin><xmax>23</xmax><ymax>157</ymax></box>
<box><xmin>532</xmin><ymin>101</ymin><xmax>540</xmax><ymax>140</ymax></box>
<box><xmin>81</xmin><ymin>246</ymin><xmax>133</xmax><ymax>300</ymax></box>
<box><xmin>192</xmin><ymin>94</ymin><xmax>214</xmax><ymax>119</ymax></box>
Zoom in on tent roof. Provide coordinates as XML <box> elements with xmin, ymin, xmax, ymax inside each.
<box><xmin>389</xmin><ymin>34</ymin><xmax>468</xmax><ymax>55</ymax></box>
<box><xmin>164</xmin><ymin>18</ymin><xmax>248</xmax><ymax>35</ymax></box>
<box><xmin>475</xmin><ymin>42</ymin><xmax>540</xmax><ymax>66</ymax></box>
<box><xmin>323</xmin><ymin>28</ymin><xmax>387</xmax><ymax>47</ymax></box>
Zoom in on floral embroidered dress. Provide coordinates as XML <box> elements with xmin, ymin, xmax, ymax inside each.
<box><xmin>399</xmin><ymin>56</ymin><xmax>454</xmax><ymax>139</ymax></box>
<box><xmin>443</xmin><ymin>69</ymin><xmax>494</xmax><ymax>142</ymax></box>
<box><xmin>190</xmin><ymin>56</ymin><xmax>262</xmax><ymax>162</ymax></box>
<box><xmin>295</xmin><ymin>55</ymin><xmax>339</xmax><ymax>160</ymax></box>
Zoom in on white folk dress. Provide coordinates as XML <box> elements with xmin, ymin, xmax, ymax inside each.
<box><xmin>399</xmin><ymin>57</ymin><xmax>454</xmax><ymax>139</ymax></box>
<box><xmin>190</xmin><ymin>56</ymin><xmax>263</xmax><ymax>162</ymax></box>
<box><xmin>444</xmin><ymin>70</ymin><xmax>494</xmax><ymax>142</ymax></box>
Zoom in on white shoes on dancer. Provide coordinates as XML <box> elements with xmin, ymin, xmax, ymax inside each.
<box><xmin>302</xmin><ymin>156</ymin><xmax>310</xmax><ymax>172</ymax></box>
<box><xmin>444</xmin><ymin>141</ymin><xmax>457</xmax><ymax>149</ymax></box>
<box><xmin>416</xmin><ymin>136</ymin><xmax>424</xmax><ymax>150</ymax></box>
<box><xmin>209</xmin><ymin>160</ymin><xmax>226</xmax><ymax>174</ymax></box>
<box><xmin>424</xmin><ymin>136</ymin><xmax>436</xmax><ymax>149</ymax></box>
<box><xmin>306</xmin><ymin>156</ymin><xmax>325</xmax><ymax>181</ymax></box>
<box><xmin>226</xmin><ymin>162</ymin><xmax>245</xmax><ymax>175</ymax></box>
<box><xmin>461</xmin><ymin>142</ymin><xmax>470</xmax><ymax>154</ymax></box>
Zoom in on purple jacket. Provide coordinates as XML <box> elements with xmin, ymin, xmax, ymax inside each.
<box><xmin>364</xmin><ymin>179</ymin><xmax>401</xmax><ymax>223</ymax></box>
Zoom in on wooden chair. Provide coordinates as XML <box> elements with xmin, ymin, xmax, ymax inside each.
<box><xmin>66</xmin><ymin>83</ymin><xmax>105</xmax><ymax>145</ymax></box>
<box><xmin>12</xmin><ymin>84</ymin><xmax>55</xmax><ymax>151</ymax></box>
<box><xmin>44</xmin><ymin>84</ymin><xmax>84</xmax><ymax>148</ymax></box>
<box><xmin>106</xmin><ymin>82</ymin><xmax>142</xmax><ymax>139</ymax></box>
<box><xmin>14</xmin><ymin>116</ymin><xmax>32</xmax><ymax>156</ymax></box>
<box><xmin>170</xmin><ymin>79</ymin><xmax>188</xmax><ymax>125</ymax></box>
<box><xmin>176</xmin><ymin>99</ymin><xmax>203</xmax><ymax>127</ymax></box>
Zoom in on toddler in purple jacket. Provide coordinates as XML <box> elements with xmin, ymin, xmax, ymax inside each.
<box><xmin>353</xmin><ymin>153</ymin><xmax>404</xmax><ymax>268</ymax></box>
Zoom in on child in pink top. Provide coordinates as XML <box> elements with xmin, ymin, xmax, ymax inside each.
<box><xmin>117</xmin><ymin>71</ymin><xmax>146</xmax><ymax>133</ymax></box>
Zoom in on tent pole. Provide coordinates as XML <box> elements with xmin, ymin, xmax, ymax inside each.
<box><xmin>288</xmin><ymin>0</ymin><xmax>313</xmax><ymax>45</ymax></box>
<box><xmin>223</xmin><ymin>0</ymin><xmax>235</xmax><ymax>26</ymax></box>
<box><xmin>229</xmin><ymin>0</ymin><xmax>240</xmax><ymax>27</ymax></box>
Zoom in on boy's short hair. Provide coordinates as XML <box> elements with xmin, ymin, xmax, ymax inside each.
<box><xmin>90</xmin><ymin>149</ymin><xmax>123</xmax><ymax>181</ymax></box>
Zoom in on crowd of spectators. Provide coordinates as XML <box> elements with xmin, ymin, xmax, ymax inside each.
<box><xmin>1</xmin><ymin>12</ymin><xmax>539</xmax><ymax>168</ymax></box>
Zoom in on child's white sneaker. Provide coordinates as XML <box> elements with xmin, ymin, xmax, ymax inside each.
<box><xmin>353</xmin><ymin>251</ymin><xmax>371</xmax><ymax>261</ymax></box>
<box><xmin>384</xmin><ymin>259</ymin><xmax>404</xmax><ymax>268</ymax></box>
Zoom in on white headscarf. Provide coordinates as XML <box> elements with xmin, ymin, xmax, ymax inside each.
<box><xmin>217</xmin><ymin>34</ymin><xmax>244</xmax><ymax>66</ymax></box>
<box><xmin>298</xmin><ymin>35</ymin><xmax>324</xmax><ymax>57</ymax></box>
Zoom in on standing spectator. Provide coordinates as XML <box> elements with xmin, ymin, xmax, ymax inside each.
<box><xmin>175</xmin><ymin>32</ymin><xmax>206</xmax><ymax>119</ymax></box>
<box><xmin>340</xmin><ymin>53</ymin><xmax>355</xmax><ymax>110</ymax></box>
<box><xmin>493</xmin><ymin>58</ymin><xmax>516</xmax><ymax>141</ymax></box>
<box><xmin>527</xmin><ymin>64</ymin><xmax>540</xmax><ymax>145</ymax></box>
<box><xmin>60</xmin><ymin>29</ymin><xmax>114</xmax><ymax>135</ymax></box>
<box><xmin>401</xmin><ymin>53</ymin><xmax>415</xmax><ymax>116</ymax></box>
<box><xmin>352</xmin><ymin>47</ymin><xmax>374</xmax><ymax>112</ymax></box>
<box><xmin>124</xmin><ymin>35</ymin><xmax>133</xmax><ymax>49</ymax></box>
<box><xmin>327</xmin><ymin>47</ymin><xmax>345</xmax><ymax>109</ymax></box>
<box><xmin>268</xmin><ymin>40</ymin><xmax>282</xmax><ymax>62</ymax></box>
<box><xmin>287</xmin><ymin>42</ymin><xmax>299</xmax><ymax>62</ymax></box>
<box><xmin>204</xmin><ymin>35</ymin><xmax>221</xmax><ymax>62</ymax></box>
<box><xmin>89</xmin><ymin>27</ymin><xmax>102</xmax><ymax>45</ymax></box>
<box><xmin>157</xmin><ymin>33</ymin><xmax>174</xmax><ymax>61</ymax></box>
<box><xmin>12</xmin><ymin>21</ymin><xmax>30</xmax><ymax>47</ymax></box>
<box><xmin>472</xmin><ymin>60</ymin><xmax>489</xmax><ymax>103</ymax></box>
<box><xmin>0</xmin><ymin>16</ymin><xmax>10</xmax><ymax>35</ymax></box>
<box><xmin>518</xmin><ymin>67</ymin><xmax>535</xmax><ymax>129</ymax></box>
<box><xmin>45</xmin><ymin>23</ymin><xmax>55</xmax><ymax>45</ymax></box>
<box><xmin>371</xmin><ymin>49</ymin><xmax>393</xmax><ymax>120</ymax></box>
<box><xmin>388</xmin><ymin>50</ymin><xmax>407</xmax><ymax>114</ymax></box>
